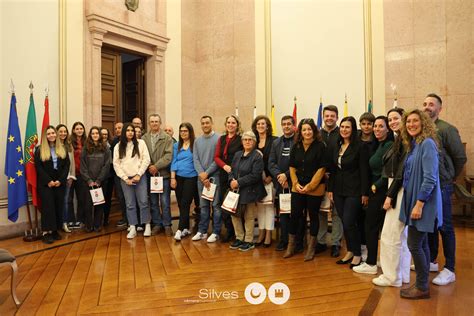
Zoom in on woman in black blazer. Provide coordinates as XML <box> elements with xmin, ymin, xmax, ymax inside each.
<box><xmin>328</xmin><ymin>116</ymin><xmax>370</xmax><ymax>268</ymax></box>
<box><xmin>35</xmin><ymin>125</ymin><xmax>70</xmax><ymax>244</ymax></box>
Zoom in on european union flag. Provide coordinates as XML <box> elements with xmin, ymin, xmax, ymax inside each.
<box><xmin>5</xmin><ymin>94</ymin><xmax>28</xmax><ymax>222</ymax></box>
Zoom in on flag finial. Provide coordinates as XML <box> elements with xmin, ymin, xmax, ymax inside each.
<box><xmin>29</xmin><ymin>81</ymin><xmax>34</xmax><ymax>93</ymax></box>
<box><xmin>10</xmin><ymin>79</ymin><xmax>15</xmax><ymax>94</ymax></box>
<box><xmin>294</xmin><ymin>96</ymin><xmax>297</xmax><ymax>102</ymax></box>
<box><xmin>45</xmin><ymin>84</ymin><xmax>49</xmax><ymax>97</ymax></box>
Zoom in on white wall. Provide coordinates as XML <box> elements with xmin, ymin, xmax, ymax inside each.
<box><xmin>165</xmin><ymin>0</ymin><xmax>182</xmax><ymax>131</ymax></box>
<box><xmin>271</xmin><ymin>0</ymin><xmax>366</xmax><ymax>131</ymax></box>
<box><xmin>0</xmin><ymin>0</ymin><xmax>60</xmax><ymax>227</ymax></box>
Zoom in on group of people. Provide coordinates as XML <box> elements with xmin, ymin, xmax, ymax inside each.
<box><xmin>35</xmin><ymin>93</ymin><xmax>466</xmax><ymax>300</ymax></box>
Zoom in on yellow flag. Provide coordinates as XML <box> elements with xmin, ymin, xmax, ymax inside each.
<box><xmin>271</xmin><ymin>104</ymin><xmax>276</xmax><ymax>136</ymax></box>
<box><xmin>344</xmin><ymin>94</ymin><xmax>348</xmax><ymax>117</ymax></box>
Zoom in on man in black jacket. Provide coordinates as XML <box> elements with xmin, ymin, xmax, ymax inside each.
<box><xmin>268</xmin><ymin>115</ymin><xmax>305</xmax><ymax>252</ymax></box>
<box><xmin>317</xmin><ymin>105</ymin><xmax>343</xmax><ymax>257</ymax></box>
<box><xmin>422</xmin><ymin>93</ymin><xmax>467</xmax><ymax>286</ymax></box>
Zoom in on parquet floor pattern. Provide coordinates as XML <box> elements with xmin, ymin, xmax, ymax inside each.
<box><xmin>0</xmin><ymin>231</ymin><xmax>372</xmax><ymax>315</ymax></box>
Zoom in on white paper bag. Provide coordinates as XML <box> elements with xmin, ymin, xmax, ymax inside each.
<box><xmin>259</xmin><ymin>182</ymin><xmax>274</xmax><ymax>205</ymax></box>
<box><xmin>150</xmin><ymin>176</ymin><xmax>163</xmax><ymax>193</ymax></box>
<box><xmin>221</xmin><ymin>190</ymin><xmax>240</xmax><ymax>214</ymax></box>
<box><xmin>279</xmin><ymin>189</ymin><xmax>291</xmax><ymax>214</ymax></box>
<box><xmin>320</xmin><ymin>192</ymin><xmax>332</xmax><ymax>213</ymax></box>
<box><xmin>89</xmin><ymin>187</ymin><xmax>105</xmax><ymax>206</ymax></box>
<box><xmin>201</xmin><ymin>178</ymin><xmax>217</xmax><ymax>201</ymax></box>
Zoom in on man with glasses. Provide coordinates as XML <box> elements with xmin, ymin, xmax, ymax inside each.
<box><xmin>142</xmin><ymin>114</ymin><xmax>174</xmax><ymax>236</ymax></box>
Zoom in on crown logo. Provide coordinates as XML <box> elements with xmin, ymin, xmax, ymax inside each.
<box><xmin>274</xmin><ymin>289</ymin><xmax>283</xmax><ymax>298</ymax></box>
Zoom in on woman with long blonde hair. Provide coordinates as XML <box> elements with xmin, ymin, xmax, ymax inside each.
<box><xmin>35</xmin><ymin>126</ymin><xmax>70</xmax><ymax>244</ymax></box>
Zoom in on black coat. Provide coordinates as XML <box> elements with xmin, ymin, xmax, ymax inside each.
<box><xmin>229</xmin><ymin>149</ymin><xmax>266</xmax><ymax>204</ymax></box>
<box><xmin>80</xmin><ymin>147</ymin><xmax>111</xmax><ymax>186</ymax></box>
<box><xmin>35</xmin><ymin>147</ymin><xmax>70</xmax><ymax>188</ymax></box>
<box><xmin>328</xmin><ymin>140</ymin><xmax>370</xmax><ymax>197</ymax></box>
<box><xmin>382</xmin><ymin>138</ymin><xmax>407</xmax><ymax>204</ymax></box>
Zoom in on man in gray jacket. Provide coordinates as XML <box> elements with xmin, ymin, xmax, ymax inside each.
<box><xmin>142</xmin><ymin>114</ymin><xmax>174</xmax><ymax>236</ymax></box>
<box><xmin>191</xmin><ymin>116</ymin><xmax>221</xmax><ymax>243</ymax></box>
<box><xmin>423</xmin><ymin>93</ymin><xmax>467</xmax><ymax>286</ymax></box>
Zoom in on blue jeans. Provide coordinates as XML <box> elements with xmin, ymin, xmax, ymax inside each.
<box><xmin>428</xmin><ymin>184</ymin><xmax>455</xmax><ymax>272</ymax></box>
<box><xmin>408</xmin><ymin>226</ymin><xmax>430</xmax><ymax>291</ymax></box>
<box><xmin>197</xmin><ymin>179</ymin><xmax>222</xmax><ymax>235</ymax></box>
<box><xmin>120</xmin><ymin>176</ymin><xmax>151</xmax><ymax>226</ymax></box>
<box><xmin>149</xmin><ymin>175</ymin><xmax>172</xmax><ymax>227</ymax></box>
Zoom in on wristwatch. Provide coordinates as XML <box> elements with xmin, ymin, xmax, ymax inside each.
<box><xmin>371</xmin><ymin>184</ymin><xmax>377</xmax><ymax>194</ymax></box>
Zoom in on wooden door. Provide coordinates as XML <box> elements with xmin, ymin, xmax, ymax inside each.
<box><xmin>101</xmin><ymin>51</ymin><xmax>121</xmax><ymax>132</ymax></box>
<box><xmin>122</xmin><ymin>58</ymin><xmax>145</xmax><ymax>127</ymax></box>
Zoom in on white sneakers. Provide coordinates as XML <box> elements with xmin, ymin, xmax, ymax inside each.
<box><xmin>127</xmin><ymin>225</ymin><xmax>137</xmax><ymax>239</ymax></box>
<box><xmin>353</xmin><ymin>262</ymin><xmax>378</xmax><ymax>275</ymax></box>
<box><xmin>174</xmin><ymin>229</ymin><xmax>191</xmax><ymax>241</ymax></box>
<box><xmin>372</xmin><ymin>274</ymin><xmax>401</xmax><ymax>287</ymax></box>
<box><xmin>143</xmin><ymin>224</ymin><xmax>151</xmax><ymax>237</ymax></box>
<box><xmin>192</xmin><ymin>232</ymin><xmax>208</xmax><ymax>241</ymax></box>
<box><xmin>207</xmin><ymin>233</ymin><xmax>219</xmax><ymax>243</ymax></box>
<box><xmin>410</xmin><ymin>262</ymin><xmax>439</xmax><ymax>272</ymax></box>
<box><xmin>432</xmin><ymin>268</ymin><xmax>456</xmax><ymax>285</ymax></box>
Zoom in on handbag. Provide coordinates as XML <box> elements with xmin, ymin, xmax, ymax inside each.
<box><xmin>278</xmin><ymin>188</ymin><xmax>291</xmax><ymax>214</ymax></box>
<box><xmin>259</xmin><ymin>182</ymin><xmax>274</xmax><ymax>205</ymax></box>
<box><xmin>201</xmin><ymin>177</ymin><xmax>217</xmax><ymax>201</ymax></box>
<box><xmin>320</xmin><ymin>192</ymin><xmax>332</xmax><ymax>212</ymax></box>
<box><xmin>221</xmin><ymin>189</ymin><xmax>240</xmax><ymax>215</ymax></box>
<box><xmin>150</xmin><ymin>174</ymin><xmax>163</xmax><ymax>193</ymax></box>
<box><xmin>89</xmin><ymin>185</ymin><xmax>105</xmax><ymax>206</ymax></box>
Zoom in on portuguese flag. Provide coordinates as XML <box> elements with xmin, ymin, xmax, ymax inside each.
<box><xmin>24</xmin><ymin>93</ymin><xmax>39</xmax><ymax>207</ymax></box>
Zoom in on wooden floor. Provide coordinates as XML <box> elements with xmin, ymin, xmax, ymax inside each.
<box><xmin>0</xmin><ymin>222</ymin><xmax>473</xmax><ymax>315</ymax></box>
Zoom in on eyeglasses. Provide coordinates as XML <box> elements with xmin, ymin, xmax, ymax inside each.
<box><xmin>242</xmin><ymin>138</ymin><xmax>254</xmax><ymax>142</ymax></box>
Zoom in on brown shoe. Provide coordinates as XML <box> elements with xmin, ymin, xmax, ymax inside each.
<box><xmin>152</xmin><ymin>226</ymin><xmax>163</xmax><ymax>236</ymax></box>
<box><xmin>400</xmin><ymin>285</ymin><xmax>430</xmax><ymax>300</ymax></box>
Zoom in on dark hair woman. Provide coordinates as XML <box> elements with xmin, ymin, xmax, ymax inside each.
<box><xmin>113</xmin><ymin>123</ymin><xmax>152</xmax><ymax>239</ymax></box>
<box><xmin>353</xmin><ymin>116</ymin><xmax>394</xmax><ymax>275</ymax></box>
<box><xmin>68</xmin><ymin>121</ymin><xmax>87</xmax><ymax>229</ymax></box>
<box><xmin>214</xmin><ymin>115</ymin><xmax>243</xmax><ymax>242</ymax></box>
<box><xmin>327</xmin><ymin>116</ymin><xmax>370</xmax><ymax>268</ymax></box>
<box><xmin>35</xmin><ymin>126</ymin><xmax>70</xmax><ymax>244</ymax></box>
<box><xmin>100</xmin><ymin>127</ymin><xmax>114</xmax><ymax>226</ymax></box>
<box><xmin>251</xmin><ymin>115</ymin><xmax>277</xmax><ymax>247</ymax></box>
<box><xmin>170</xmin><ymin>122</ymin><xmax>198</xmax><ymax>241</ymax></box>
<box><xmin>56</xmin><ymin>124</ymin><xmax>76</xmax><ymax>233</ymax></box>
<box><xmin>80</xmin><ymin>126</ymin><xmax>111</xmax><ymax>232</ymax></box>
<box><xmin>284</xmin><ymin>118</ymin><xmax>327</xmax><ymax>261</ymax></box>
<box><xmin>373</xmin><ymin>107</ymin><xmax>412</xmax><ymax>287</ymax></box>
<box><xmin>399</xmin><ymin>109</ymin><xmax>442</xmax><ymax>300</ymax></box>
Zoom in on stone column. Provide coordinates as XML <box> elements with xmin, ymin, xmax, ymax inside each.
<box><xmin>146</xmin><ymin>46</ymin><xmax>166</xmax><ymax>121</ymax></box>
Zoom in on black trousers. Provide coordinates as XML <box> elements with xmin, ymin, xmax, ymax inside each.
<box><xmin>176</xmin><ymin>176</ymin><xmax>198</xmax><ymax>231</ymax></box>
<box><xmin>83</xmin><ymin>179</ymin><xmax>107</xmax><ymax>230</ymax></box>
<box><xmin>289</xmin><ymin>193</ymin><xmax>323</xmax><ymax>237</ymax></box>
<box><xmin>365</xmin><ymin>188</ymin><xmax>387</xmax><ymax>265</ymax></box>
<box><xmin>39</xmin><ymin>185</ymin><xmax>65</xmax><ymax>232</ymax></box>
<box><xmin>334</xmin><ymin>195</ymin><xmax>362</xmax><ymax>256</ymax></box>
<box><xmin>67</xmin><ymin>177</ymin><xmax>88</xmax><ymax>223</ymax></box>
<box><xmin>219</xmin><ymin>171</ymin><xmax>234</xmax><ymax>238</ymax></box>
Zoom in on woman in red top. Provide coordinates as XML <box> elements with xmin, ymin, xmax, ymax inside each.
<box><xmin>69</xmin><ymin>121</ymin><xmax>88</xmax><ymax>229</ymax></box>
<box><xmin>214</xmin><ymin>115</ymin><xmax>243</xmax><ymax>242</ymax></box>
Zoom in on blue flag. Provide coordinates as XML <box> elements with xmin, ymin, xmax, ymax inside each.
<box><xmin>5</xmin><ymin>94</ymin><xmax>28</xmax><ymax>222</ymax></box>
<box><xmin>317</xmin><ymin>102</ymin><xmax>323</xmax><ymax>128</ymax></box>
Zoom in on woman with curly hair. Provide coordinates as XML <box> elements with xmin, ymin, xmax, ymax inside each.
<box><xmin>399</xmin><ymin>109</ymin><xmax>442</xmax><ymax>300</ymax></box>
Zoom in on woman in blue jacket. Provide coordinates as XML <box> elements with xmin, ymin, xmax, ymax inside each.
<box><xmin>399</xmin><ymin>109</ymin><xmax>442</xmax><ymax>300</ymax></box>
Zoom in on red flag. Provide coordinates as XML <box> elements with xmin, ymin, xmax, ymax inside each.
<box><xmin>41</xmin><ymin>95</ymin><xmax>50</xmax><ymax>139</ymax></box>
<box><xmin>292</xmin><ymin>100</ymin><xmax>297</xmax><ymax>125</ymax></box>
